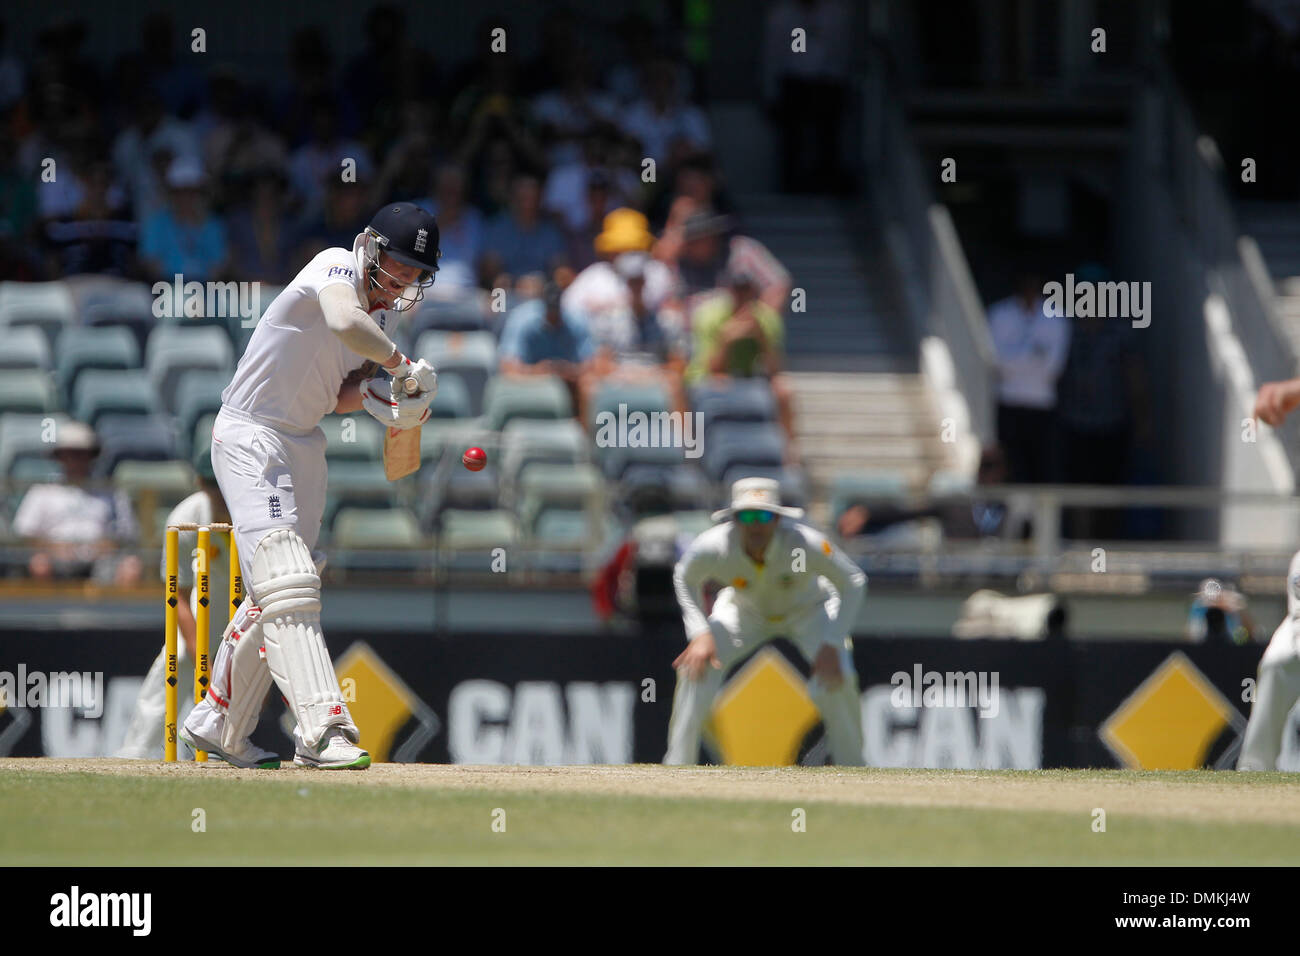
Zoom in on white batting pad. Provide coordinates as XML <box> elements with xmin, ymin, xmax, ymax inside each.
<box><xmin>250</xmin><ymin>529</ymin><xmax>357</xmax><ymax>748</ymax></box>
<box><xmin>219</xmin><ymin>604</ymin><xmax>275</xmax><ymax>752</ymax></box>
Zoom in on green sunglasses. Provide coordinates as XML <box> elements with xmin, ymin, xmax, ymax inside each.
<box><xmin>736</xmin><ymin>509</ymin><xmax>776</xmax><ymax>524</ymax></box>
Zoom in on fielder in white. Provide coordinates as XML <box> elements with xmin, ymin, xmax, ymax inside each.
<box><xmin>179</xmin><ymin>201</ymin><xmax>442</xmax><ymax>770</ymax></box>
<box><xmin>1239</xmin><ymin>376</ymin><xmax>1300</xmax><ymax>769</ymax></box>
<box><xmin>665</xmin><ymin>477</ymin><xmax>867</xmax><ymax>765</ymax></box>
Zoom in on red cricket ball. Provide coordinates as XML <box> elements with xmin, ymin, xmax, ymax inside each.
<box><xmin>462</xmin><ymin>447</ymin><xmax>487</xmax><ymax>471</ymax></box>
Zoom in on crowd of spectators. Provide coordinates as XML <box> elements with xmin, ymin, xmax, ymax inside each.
<box><xmin>0</xmin><ymin>7</ymin><xmax>803</xmax><ymax>579</ymax></box>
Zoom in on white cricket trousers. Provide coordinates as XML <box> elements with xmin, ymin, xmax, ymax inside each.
<box><xmin>1239</xmin><ymin>617</ymin><xmax>1300</xmax><ymax>770</ymax></box>
<box><xmin>210</xmin><ymin>404</ymin><xmax>328</xmax><ymax>573</ymax></box>
<box><xmin>664</xmin><ymin>590</ymin><xmax>865</xmax><ymax>765</ymax></box>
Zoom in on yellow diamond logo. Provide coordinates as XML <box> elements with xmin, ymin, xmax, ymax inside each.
<box><xmin>334</xmin><ymin>642</ymin><xmax>439</xmax><ymax>762</ymax></box>
<box><xmin>705</xmin><ymin>648</ymin><xmax>821</xmax><ymax>765</ymax></box>
<box><xmin>1099</xmin><ymin>652</ymin><xmax>1240</xmax><ymax>770</ymax></box>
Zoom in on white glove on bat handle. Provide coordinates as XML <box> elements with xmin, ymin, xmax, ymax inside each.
<box><xmin>389</xmin><ymin>358</ymin><xmax>438</xmax><ymax>401</ymax></box>
<box><xmin>360</xmin><ymin>378</ymin><xmax>431</xmax><ymax>430</ymax></box>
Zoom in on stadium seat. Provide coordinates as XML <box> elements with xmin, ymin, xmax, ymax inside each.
<box><xmin>0</xmin><ymin>326</ymin><xmax>53</xmax><ymax>371</ymax></box>
<box><xmin>113</xmin><ymin>459</ymin><xmax>195</xmax><ymax>508</ymax></box>
<box><xmin>0</xmin><ymin>370</ymin><xmax>59</xmax><ymax>415</ymax></box>
<box><xmin>516</xmin><ymin>463</ymin><xmax>603</xmax><ymax>534</ymax></box>
<box><xmin>426</xmin><ymin>371</ymin><xmax>472</xmax><ymax>420</ymax></box>
<box><xmin>415</xmin><ymin>330</ymin><xmax>496</xmax><ymax>416</ymax></box>
<box><xmin>621</xmin><ymin>462</ymin><xmax>712</xmax><ymax>512</ymax></box>
<box><xmin>94</xmin><ymin>414</ymin><xmax>177</xmax><ymax>476</ymax></box>
<box><xmin>598</xmin><ymin>440</ymin><xmax>692</xmax><ymax>482</ymax></box>
<box><xmin>0</xmin><ymin>281</ymin><xmax>77</xmax><ymax>349</ymax></box>
<box><xmin>588</xmin><ymin>379</ymin><xmax>672</xmax><ymax>430</ymax></box>
<box><xmin>55</xmin><ymin>326</ymin><xmax>141</xmax><ymax>403</ymax></box>
<box><xmin>437</xmin><ymin>508</ymin><xmax>518</xmax><ymax>550</ymax></box>
<box><xmin>0</xmin><ymin>413</ymin><xmax>69</xmax><ymax>476</ymax></box>
<box><xmin>73</xmin><ymin>277</ymin><xmax>154</xmax><ymax>318</ymax></box>
<box><xmin>74</xmin><ymin>370</ymin><xmax>155</xmax><ymax>426</ymax></box>
<box><xmin>332</xmin><ymin>506</ymin><xmax>423</xmax><ymax>548</ymax></box>
<box><xmin>690</xmin><ymin>379</ymin><xmax>777</xmax><ymax>439</ymax></box>
<box><xmin>321</xmin><ymin>414</ymin><xmax>384</xmax><ymax>461</ymax></box>
<box><xmin>499</xmin><ymin>418</ymin><xmax>588</xmax><ymax>496</ymax></box>
<box><xmin>145</xmin><ymin>324</ymin><xmax>235</xmax><ymax>370</ymax></box>
<box><xmin>701</xmin><ymin>421</ymin><xmax>785</xmax><ymax>482</ymax></box>
<box><xmin>482</xmin><ymin>376</ymin><xmax>571</xmax><ymax>430</ymax></box>
<box><xmin>173</xmin><ymin>370</ymin><xmax>230</xmax><ymax>458</ymax></box>
<box><xmin>828</xmin><ymin>471</ymin><xmax>911</xmax><ymax>522</ymax></box>
<box><xmin>191</xmin><ymin>412</ymin><xmax>219</xmax><ymax>459</ymax></box>
<box><xmin>322</xmin><ymin>459</ymin><xmax>397</xmax><ymax>530</ymax></box>
<box><xmin>148</xmin><ymin>345</ymin><xmax>233</xmax><ymax>414</ymax></box>
<box><xmin>408</xmin><ymin>294</ymin><xmax>488</xmax><ymax>337</ymax></box>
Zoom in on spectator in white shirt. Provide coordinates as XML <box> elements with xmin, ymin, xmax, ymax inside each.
<box><xmin>11</xmin><ymin>422</ymin><xmax>142</xmax><ymax>584</ymax></box>
<box><xmin>987</xmin><ymin>274</ymin><xmax>1071</xmax><ymax>483</ymax></box>
<box><xmin>619</xmin><ymin>57</ymin><xmax>711</xmax><ymax>168</ymax></box>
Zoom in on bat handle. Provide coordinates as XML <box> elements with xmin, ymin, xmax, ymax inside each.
<box><xmin>401</xmin><ymin>376</ymin><xmax>420</xmax><ymax>396</ymax></box>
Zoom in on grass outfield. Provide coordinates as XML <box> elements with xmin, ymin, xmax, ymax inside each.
<box><xmin>3</xmin><ymin>759</ymin><xmax>1300</xmax><ymax>865</ymax></box>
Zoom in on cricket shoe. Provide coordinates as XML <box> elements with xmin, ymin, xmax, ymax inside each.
<box><xmin>179</xmin><ymin>726</ymin><xmax>281</xmax><ymax>769</ymax></box>
<box><xmin>293</xmin><ymin>727</ymin><xmax>371</xmax><ymax>770</ymax></box>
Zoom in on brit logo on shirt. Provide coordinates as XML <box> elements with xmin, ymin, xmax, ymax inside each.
<box><xmin>268</xmin><ymin>495</ymin><xmax>282</xmax><ymax>520</ymax></box>
<box><xmin>327</xmin><ymin>265</ymin><xmax>354</xmax><ymax>280</ymax></box>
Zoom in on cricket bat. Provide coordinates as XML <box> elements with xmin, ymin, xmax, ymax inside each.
<box><xmin>382</xmin><ymin>376</ymin><xmax>423</xmax><ymax>480</ymax></box>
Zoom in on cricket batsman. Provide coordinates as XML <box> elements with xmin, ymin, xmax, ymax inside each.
<box><xmin>179</xmin><ymin>202</ymin><xmax>441</xmax><ymax>770</ymax></box>
<box><xmin>665</xmin><ymin>477</ymin><xmax>867</xmax><ymax>765</ymax></box>
<box><xmin>1236</xmin><ymin>376</ymin><xmax>1300</xmax><ymax>769</ymax></box>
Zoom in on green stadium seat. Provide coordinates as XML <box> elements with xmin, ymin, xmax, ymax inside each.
<box><xmin>516</xmin><ymin>463</ymin><xmax>603</xmax><ymax>534</ymax></box>
<box><xmin>0</xmin><ymin>370</ymin><xmax>58</xmax><ymax>415</ymax></box>
<box><xmin>321</xmin><ymin>414</ymin><xmax>384</xmax><ymax>461</ymax></box>
<box><xmin>113</xmin><ymin>460</ymin><xmax>195</xmax><ymax>508</ymax></box>
<box><xmin>0</xmin><ymin>326</ymin><xmax>53</xmax><ymax>371</ymax></box>
<box><xmin>73</xmin><ymin>370</ymin><xmax>154</xmax><ymax>426</ymax></box>
<box><xmin>415</xmin><ymin>330</ymin><xmax>496</xmax><ymax>415</ymax></box>
<box><xmin>499</xmin><ymin>419</ymin><xmax>588</xmax><ymax>494</ymax></box>
<box><xmin>828</xmin><ymin>471</ymin><xmax>911</xmax><ymax>522</ymax></box>
<box><xmin>0</xmin><ymin>281</ymin><xmax>76</xmax><ymax>350</ymax></box>
<box><xmin>0</xmin><ymin>413</ymin><xmax>68</xmax><ymax>476</ymax></box>
<box><xmin>438</xmin><ymin>508</ymin><xmax>518</xmax><ymax>550</ymax></box>
<box><xmin>332</xmin><ymin>507</ymin><xmax>424</xmax><ymax>548</ymax></box>
<box><xmin>56</xmin><ymin>325</ymin><xmax>141</xmax><ymax>402</ymax></box>
<box><xmin>482</xmin><ymin>375</ymin><xmax>571</xmax><ymax>430</ymax></box>
<box><xmin>427</xmin><ymin>371</ymin><xmax>472</xmax><ymax>420</ymax></box>
<box><xmin>174</xmin><ymin>370</ymin><xmax>229</xmax><ymax>459</ymax></box>
<box><xmin>192</xmin><ymin>412</ymin><xmax>219</xmax><ymax>459</ymax></box>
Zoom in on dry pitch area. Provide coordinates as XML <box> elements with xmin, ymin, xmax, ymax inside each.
<box><xmin>3</xmin><ymin>759</ymin><xmax>1300</xmax><ymax>864</ymax></box>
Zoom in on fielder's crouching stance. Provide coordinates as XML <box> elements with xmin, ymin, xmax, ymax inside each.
<box><xmin>665</xmin><ymin>477</ymin><xmax>867</xmax><ymax>765</ymax></box>
<box><xmin>179</xmin><ymin>202</ymin><xmax>442</xmax><ymax>769</ymax></box>
<box><xmin>1238</xmin><ymin>549</ymin><xmax>1300</xmax><ymax>770</ymax></box>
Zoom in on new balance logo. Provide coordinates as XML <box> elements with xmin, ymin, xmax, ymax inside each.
<box><xmin>329</xmin><ymin>705</ymin><xmax>343</xmax><ymax>716</ymax></box>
